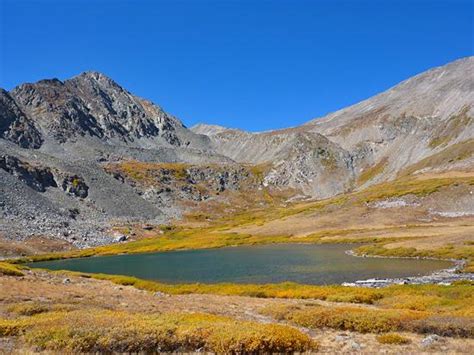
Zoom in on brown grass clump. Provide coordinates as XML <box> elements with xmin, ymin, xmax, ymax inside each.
<box><xmin>376</xmin><ymin>333</ymin><xmax>411</xmax><ymax>345</ymax></box>
<box><xmin>7</xmin><ymin>302</ymin><xmax>49</xmax><ymax>316</ymax></box>
<box><xmin>408</xmin><ymin>316</ymin><xmax>474</xmax><ymax>337</ymax></box>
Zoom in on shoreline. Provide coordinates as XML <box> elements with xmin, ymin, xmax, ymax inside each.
<box><xmin>344</xmin><ymin>250</ymin><xmax>474</xmax><ymax>287</ymax></box>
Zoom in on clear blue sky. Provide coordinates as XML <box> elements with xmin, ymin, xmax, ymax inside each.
<box><xmin>1</xmin><ymin>0</ymin><xmax>473</xmax><ymax>131</ymax></box>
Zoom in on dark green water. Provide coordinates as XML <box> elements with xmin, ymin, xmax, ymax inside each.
<box><xmin>30</xmin><ymin>244</ymin><xmax>452</xmax><ymax>285</ymax></box>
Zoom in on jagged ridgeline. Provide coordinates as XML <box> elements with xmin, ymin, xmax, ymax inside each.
<box><xmin>0</xmin><ymin>57</ymin><xmax>473</xmax><ymax>245</ymax></box>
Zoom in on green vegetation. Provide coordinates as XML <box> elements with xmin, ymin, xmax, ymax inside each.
<box><xmin>104</xmin><ymin>161</ymin><xmax>191</xmax><ymax>183</ymax></box>
<box><xmin>316</xmin><ymin>147</ymin><xmax>338</xmax><ymax>170</ymax></box>
<box><xmin>357</xmin><ymin>157</ymin><xmax>388</xmax><ymax>186</ymax></box>
<box><xmin>0</xmin><ymin>310</ymin><xmax>315</xmax><ymax>352</ymax></box>
<box><xmin>359</xmin><ymin>176</ymin><xmax>474</xmax><ymax>203</ymax></box>
<box><xmin>376</xmin><ymin>333</ymin><xmax>411</xmax><ymax>345</ymax></box>
<box><xmin>0</xmin><ymin>318</ymin><xmax>28</xmax><ymax>336</ymax></box>
<box><xmin>88</xmin><ymin>275</ymin><xmax>384</xmax><ymax>303</ymax></box>
<box><xmin>7</xmin><ymin>302</ymin><xmax>49</xmax><ymax>316</ymax></box>
<box><xmin>71</xmin><ymin>177</ymin><xmax>81</xmax><ymax>188</ymax></box>
<box><xmin>0</xmin><ymin>261</ymin><xmax>24</xmax><ymax>276</ymax></box>
<box><xmin>247</xmin><ymin>162</ymin><xmax>271</xmax><ymax>183</ymax></box>
<box><xmin>428</xmin><ymin>109</ymin><xmax>472</xmax><ymax>148</ymax></box>
<box><xmin>354</xmin><ymin>244</ymin><xmax>474</xmax><ymax>273</ymax></box>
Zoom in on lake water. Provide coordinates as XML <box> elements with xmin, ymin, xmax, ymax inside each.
<box><xmin>30</xmin><ymin>244</ymin><xmax>452</xmax><ymax>285</ymax></box>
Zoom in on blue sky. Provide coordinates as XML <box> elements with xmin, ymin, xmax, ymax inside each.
<box><xmin>1</xmin><ymin>0</ymin><xmax>472</xmax><ymax>131</ymax></box>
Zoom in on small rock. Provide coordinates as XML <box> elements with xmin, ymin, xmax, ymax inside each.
<box><xmin>154</xmin><ymin>291</ymin><xmax>166</xmax><ymax>297</ymax></box>
<box><xmin>335</xmin><ymin>334</ymin><xmax>350</xmax><ymax>342</ymax></box>
<box><xmin>349</xmin><ymin>340</ymin><xmax>362</xmax><ymax>350</ymax></box>
<box><xmin>62</xmin><ymin>278</ymin><xmax>71</xmax><ymax>284</ymax></box>
<box><xmin>115</xmin><ymin>235</ymin><xmax>128</xmax><ymax>242</ymax></box>
<box><xmin>421</xmin><ymin>334</ymin><xmax>442</xmax><ymax>347</ymax></box>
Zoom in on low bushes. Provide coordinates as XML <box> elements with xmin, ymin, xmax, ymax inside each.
<box><xmin>408</xmin><ymin>316</ymin><xmax>474</xmax><ymax>337</ymax></box>
<box><xmin>1</xmin><ymin>310</ymin><xmax>316</xmax><ymax>353</ymax></box>
<box><xmin>261</xmin><ymin>303</ymin><xmax>474</xmax><ymax>338</ymax></box>
<box><xmin>0</xmin><ymin>318</ymin><xmax>28</xmax><ymax>336</ymax></box>
<box><xmin>7</xmin><ymin>302</ymin><xmax>49</xmax><ymax>316</ymax></box>
<box><xmin>261</xmin><ymin>304</ymin><xmax>423</xmax><ymax>333</ymax></box>
<box><xmin>376</xmin><ymin>333</ymin><xmax>411</xmax><ymax>345</ymax></box>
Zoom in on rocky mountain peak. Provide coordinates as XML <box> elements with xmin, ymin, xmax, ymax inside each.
<box><xmin>68</xmin><ymin>71</ymin><xmax>126</xmax><ymax>95</ymax></box>
<box><xmin>1</xmin><ymin>71</ymin><xmax>211</xmax><ymax>149</ymax></box>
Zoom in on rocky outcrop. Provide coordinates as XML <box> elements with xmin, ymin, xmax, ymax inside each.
<box><xmin>104</xmin><ymin>162</ymin><xmax>259</xmax><ymax>207</ymax></box>
<box><xmin>0</xmin><ymin>89</ymin><xmax>43</xmax><ymax>149</ymax></box>
<box><xmin>262</xmin><ymin>133</ymin><xmax>355</xmax><ymax>198</ymax></box>
<box><xmin>61</xmin><ymin>175</ymin><xmax>89</xmax><ymax>198</ymax></box>
<box><xmin>0</xmin><ymin>155</ymin><xmax>56</xmax><ymax>192</ymax></box>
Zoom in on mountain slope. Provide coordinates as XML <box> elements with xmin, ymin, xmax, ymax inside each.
<box><xmin>194</xmin><ymin>57</ymin><xmax>474</xmax><ymax>189</ymax></box>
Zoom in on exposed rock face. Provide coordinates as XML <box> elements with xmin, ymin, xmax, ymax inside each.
<box><xmin>0</xmin><ymin>155</ymin><xmax>56</xmax><ymax>192</ymax></box>
<box><xmin>0</xmin><ymin>89</ymin><xmax>43</xmax><ymax>148</ymax></box>
<box><xmin>104</xmin><ymin>162</ymin><xmax>259</xmax><ymax>209</ymax></box>
<box><xmin>7</xmin><ymin>72</ymin><xmax>211</xmax><ymax>150</ymax></box>
<box><xmin>61</xmin><ymin>175</ymin><xmax>89</xmax><ymax>198</ymax></box>
<box><xmin>189</xmin><ymin>127</ymin><xmax>357</xmax><ymax>197</ymax></box>
<box><xmin>260</xmin><ymin>132</ymin><xmax>354</xmax><ymax>198</ymax></box>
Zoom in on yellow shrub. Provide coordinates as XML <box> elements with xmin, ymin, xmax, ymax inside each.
<box><xmin>0</xmin><ymin>262</ymin><xmax>24</xmax><ymax>276</ymax></box>
<box><xmin>376</xmin><ymin>333</ymin><xmax>411</xmax><ymax>344</ymax></box>
<box><xmin>0</xmin><ymin>318</ymin><xmax>28</xmax><ymax>336</ymax></box>
<box><xmin>7</xmin><ymin>310</ymin><xmax>316</xmax><ymax>353</ymax></box>
<box><xmin>261</xmin><ymin>304</ymin><xmax>424</xmax><ymax>333</ymax></box>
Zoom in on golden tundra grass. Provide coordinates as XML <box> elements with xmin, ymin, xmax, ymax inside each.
<box><xmin>0</xmin><ymin>309</ymin><xmax>315</xmax><ymax>353</ymax></box>
<box><xmin>260</xmin><ymin>286</ymin><xmax>474</xmax><ymax>337</ymax></box>
<box><xmin>376</xmin><ymin>333</ymin><xmax>411</xmax><ymax>345</ymax></box>
<box><xmin>0</xmin><ymin>262</ymin><xmax>24</xmax><ymax>276</ymax></box>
